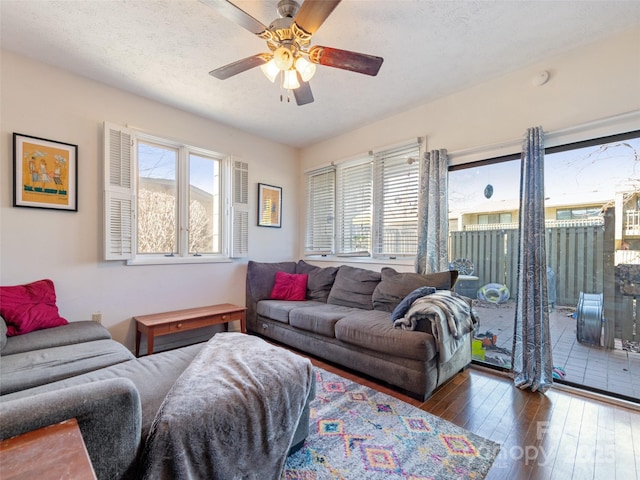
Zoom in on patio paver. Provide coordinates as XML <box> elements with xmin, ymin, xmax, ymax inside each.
<box><xmin>472</xmin><ymin>299</ymin><xmax>640</xmax><ymax>400</ymax></box>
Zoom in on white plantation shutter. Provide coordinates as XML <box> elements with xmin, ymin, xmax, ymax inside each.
<box><xmin>230</xmin><ymin>159</ymin><xmax>249</xmax><ymax>258</ymax></box>
<box><xmin>104</xmin><ymin>122</ymin><xmax>135</xmax><ymax>260</ymax></box>
<box><xmin>373</xmin><ymin>143</ymin><xmax>420</xmax><ymax>257</ymax></box>
<box><xmin>336</xmin><ymin>158</ymin><xmax>373</xmax><ymax>256</ymax></box>
<box><xmin>305</xmin><ymin>166</ymin><xmax>335</xmax><ymax>255</ymax></box>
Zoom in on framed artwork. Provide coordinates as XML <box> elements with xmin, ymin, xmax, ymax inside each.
<box><xmin>13</xmin><ymin>133</ymin><xmax>78</xmax><ymax>211</ymax></box>
<box><xmin>257</xmin><ymin>183</ymin><xmax>282</xmax><ymax>228</ymax></box>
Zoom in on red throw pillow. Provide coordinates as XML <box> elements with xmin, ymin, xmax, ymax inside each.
<box><xmin>270</xmin><ymin>272</ymin><xmax>308</xmax><ymax>301</ymax></box>
<box><xmin>0</xmin><ymin>279</ymin><xmax>68</xmax><ymax>336</ymax></box>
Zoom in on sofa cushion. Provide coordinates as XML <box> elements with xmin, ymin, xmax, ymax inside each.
<box><xmin>270</xmin><ymin>272</ymin><xmax>308</xmax><ymax>301</ymax></box>
<box><xmin>296</xmin><ymin>260</ymin><xmax>339</xmax><ymax>303</ymax></box>
<box><xmin>334</xmin><ymin>310</ymin><xmax>438</xmax><ymax>362</ymax></box>
<box><xmin>0</xmin><ymin>279</ymin><xmax>68</xmax><ymax>336</ymax></box>
<box><xmin>247</xmin><ymin>261</ymin><xmax>297</xmax><ymax>302</ymax></box>
<box><xmin>0</xmin><ymin>339</ymin><xmax>135</xmax><ymax>395</ymax></box>
<box><xmin>372</xmin><ymin>268</ymin><xmax>459</xmax><ymax>312</ymax></box>
<box><xmin>327</xmin><ymin>265</ymin><xmax>381</xmax><ymax>310</ymax></box>
<box><xmin>289</xmin><ymin>304</ymin><xmax>359</xmax><ymax>338</ymax></box>
<box><xmin>1</xmin><ymin>321</ymin><xmax>112</xmax><ymax>356</ymax></box>
<box><xmin>256</xmin><ymin>300</ymin><xmax>322</xmax><ymax>324</ymax></box>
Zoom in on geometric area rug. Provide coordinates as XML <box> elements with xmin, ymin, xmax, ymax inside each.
<box><xmin>283</xmin><ymin>368</ymin><xmax>501</xmax><ymax>480</ymax></box>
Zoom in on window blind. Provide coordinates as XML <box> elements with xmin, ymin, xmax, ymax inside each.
<box><xmin>305</xmin><ymin>166</ymin><xmax>335</xmax><ymax>254</ymax></box>
<box><xmin>336</xmin><ymin>158</ymin><xmax>372</xmax><ymax>255</ymax></box>
<box><xmin>103</xmin><ymin>122</ymin><xmax>134</xmax><ymax>261</ymax></box>
<box><xmin>230</xmin><ymin>160</ymin><xmax>249</xmax><ymax>258</ymax></box>
<box><xmin>373</xmin><ymin>144</ymin><xmax>420</xmax><ymax>257</ymax></box>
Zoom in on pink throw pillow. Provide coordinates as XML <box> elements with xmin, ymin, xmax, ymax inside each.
<box><xmin>0</xmin><ymin>279</ymin><xmax>68</xmax><ymax>336</ymax></box>
<box><xmin>270</xmin><ymin>272</ymin><xmax>308</xmax><ymax>301</ymax></box>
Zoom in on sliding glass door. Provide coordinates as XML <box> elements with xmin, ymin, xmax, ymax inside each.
<box><xmin>448</xmin><ymin>132</ymin><xmax>640</xmax><ymax>401</ymax></box>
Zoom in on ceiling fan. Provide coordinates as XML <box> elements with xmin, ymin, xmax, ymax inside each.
<box><xmin>201</xmin><ymin>0</ymin><xmax>384</xmax><ymax>105</ymax></box>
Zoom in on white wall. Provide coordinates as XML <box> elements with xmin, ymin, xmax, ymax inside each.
<box><xmin>301</xmin><ymin>28</ymin><xmax>640</xmax><ymax>167</ymax></box>
<box><xmin>298</xmin><ymin>27</ymin><xmax>640</xmax><ymax>264</ymax></box>
<box><xmin>0</xmin><ymin>51</ymin><xmax>299</xmax><ymax>349</ymax></box>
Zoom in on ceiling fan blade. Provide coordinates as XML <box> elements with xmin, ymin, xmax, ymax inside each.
<box><xmin>294</xmin><ymin>75</ymin><xmax>314</xmax><ymax>106</ymax></box>
<box><xmin>200</xmin><ymin>0</ymin><xmax>268</xmax><ymax>36</ymax></box>
<box><xmin>293</xmin><ymin>0</ymin><xmax>341</xmax><ymax>35</ymax></box>
<box><xmin>209</xmin><ymin>54</ymin><xmax>268</xmax><ymax>80</ymax></box>
<box><xmin>309</xmin><ymin>46</ymin><xmax>383</xmax><ymax>76</ymax></box>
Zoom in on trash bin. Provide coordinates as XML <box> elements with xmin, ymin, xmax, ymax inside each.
<box><xmin>547</xmin><ymin>267</ymin><xmax>556</xmax><ymax>308</ymax></box>
<box><xmin>455</xmin><ymin>275</ymin><xmax>479</xmax><ymax>298</ymax></box>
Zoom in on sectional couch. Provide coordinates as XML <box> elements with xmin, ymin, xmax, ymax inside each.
<box><xmin>0</xmin><ymin>282</ymin><xmax>314</xmax><ymax>480</ymax></box>
<box><xmin>246</xmin><ymin>260</ymin><xmax>476</xmax><ymax>401</ymax></box>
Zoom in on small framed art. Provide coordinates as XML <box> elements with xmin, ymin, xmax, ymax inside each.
<box><xmin>257</xmin><ymin>183</ymin><xmax>282</xmax><ymax>228</ymax></box>
<box><xmin>13</xmin><ymin>133</ymin><xmax>78</xmax><ymax>211</ymax></box>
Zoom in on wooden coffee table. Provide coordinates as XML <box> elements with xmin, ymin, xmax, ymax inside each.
<box><xmin>134</xmin><ymin>303</ymin><xmax>246</xmax><ymax>356</ymax></box>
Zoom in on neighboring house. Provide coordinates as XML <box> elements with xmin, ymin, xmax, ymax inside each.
<box><xmin>451</xmin><ymin>187</ymin><xmax>640</xmax><ymax>265</ymax></box>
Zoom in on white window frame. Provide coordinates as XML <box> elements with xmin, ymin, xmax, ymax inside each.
<box><xmin>103</xmin><ymin>122</ymin><xmax>248</xmax><ymax>264</ymax></box>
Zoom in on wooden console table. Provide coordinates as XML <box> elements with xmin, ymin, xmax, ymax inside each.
<box><xmin>0</xmin><ymin>418</ymin><xmax>96</xmax><ymax>479</ymax></box>
<box><xmin>134</xmin><ymin>303</ymin><xmax>246</xmax><ymax>356</ymax></box>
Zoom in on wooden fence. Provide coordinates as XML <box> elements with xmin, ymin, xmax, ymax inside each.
<box><xmin>450</xmin><ymin>225</ymin><xmax>605</xmax><ymax>307</ymax></box>
<box><xmin>450</xmin><ymin>218</ymin><xmax>636</xmax><ymax>343</ymax></box>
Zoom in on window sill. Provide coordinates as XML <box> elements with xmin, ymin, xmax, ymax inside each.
<box><xmin>126</xmin><ymin>255</ymin><xmax>233</xmax><ymax>266</ymax></box>
<box><xmin>303</xmin><ymin>255</ymin><xmax>415</xmax><ymax>267</ymax></box>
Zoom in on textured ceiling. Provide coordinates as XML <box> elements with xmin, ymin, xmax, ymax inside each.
<box><xmin>2</xmin><ymin>0</ymin><xmax>639</xmax><ymax>148</ymax></box>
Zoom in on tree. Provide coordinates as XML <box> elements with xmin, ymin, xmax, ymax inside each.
<box><xmin>137</xmin><ymin>188</ymin><xmax>211</xmax><ymax>254</ymax></box>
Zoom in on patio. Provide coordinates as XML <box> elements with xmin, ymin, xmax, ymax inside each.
<box><xmin>472</xmin><ymin>299</ymin><xmax>640</xmax><ymax>401</ymax></box>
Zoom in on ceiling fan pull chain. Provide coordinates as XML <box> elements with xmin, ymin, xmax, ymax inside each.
<box><xmin>279</xmin><ymin>71</ymin><xmax>284</xmax><ymax>102</ymax></box>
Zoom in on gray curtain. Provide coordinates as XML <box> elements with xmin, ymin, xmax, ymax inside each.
<box><xmin>512</xmin><ymin>126</ymin><xmax>553</xmax><ymax>393</ymax></box>
<box><xmin>415</xmin><ymin>149</ymin><xmax>449</xmax><ymax>274</ymax></box>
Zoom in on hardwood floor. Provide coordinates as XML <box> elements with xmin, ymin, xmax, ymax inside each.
<box><xmin>306</xmin><ymin>357</ymin><xmax>640</xmax><ymax>480</ymax></box>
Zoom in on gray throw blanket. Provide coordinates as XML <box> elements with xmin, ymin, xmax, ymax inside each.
<box><xmin>394</xmin><ymin>291</ymin><xmax>477</xmax><ymax>362</ymax></box>
<box><xmin>140</xmin><ymin>332</ymin><xmax>314</xmax><ymax>480</ymax></box>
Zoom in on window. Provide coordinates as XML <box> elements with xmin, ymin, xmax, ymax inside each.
<box><xmin>477</xmin><ymin>212</ymin><xmax>512</xmax><ymax>225</ymax></box>
<box><xmin>305</xmin><ymin>166</ymin><xmax>335</xmax><ymax>255</ymax></box>
<box><xmin>449</xmin><ymin>130</ymin><xmax>640</xmax><ymax>402</ymax></box>
<box><xmin>373</xmin><ymin>144</ymin><xmax>420</xmax><ymax>257</ymax></box>
<box><xmin>103</xmin><ymin>122</ymin><xmax>248</xmax><ymax>264</ymax></box>
<box><xmin>336</xmin><ymin>158</ymin><xmax>373</xmax><ymax>255</ymax></box>
<box><xmin>555</xmin><ymin>206</ymin><xmax>601</xmax><ymax>220</ymax></box>
<box><xmin>305</xmin><ymin>140</ymin><xmax>420</xmax><ymax>258</ymax></box>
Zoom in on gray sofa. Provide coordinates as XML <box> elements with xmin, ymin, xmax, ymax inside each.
<box><xmin>0</xmin><ymin>319</ymin><xmax>314</xmax><ymax>479</ymax></box>
<box><xmin>246</xmin><ymin>260</ymin><xmax>475</xmax><ymax>401</ymax></box>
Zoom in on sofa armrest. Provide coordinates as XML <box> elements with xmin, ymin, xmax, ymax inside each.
<box><xmin>246</xmin><ymin>261</ymin><xmax>297</xmax><ymax>330</ymax></box>
<box><xmin>0</xmin><ymin>378</ymin><xmax>142</xmax><ymax>480</ymax></box>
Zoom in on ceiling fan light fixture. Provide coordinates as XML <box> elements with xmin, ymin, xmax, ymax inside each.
<box><xmin>295</xmin><ymin>56</ymin><xmax>316</xmax><ymax>82</ymax></box>
<box><xmin>282</xmin><ymin>69</ymin><xmax>300</xmax><ymax>90</ymax></box>
<box><xmin>260</xmin><ymin>59</ymin><xmax>279</xmax><ymax>82</ymax></box>
<box><xmin>273</xmin><ymin>46</ymin><xmax>294</xmax><ymax>71</ymax></box>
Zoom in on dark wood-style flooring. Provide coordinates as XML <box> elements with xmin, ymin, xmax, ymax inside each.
<box><xmin>306</xmin><ymin>356</ymin><xmax>640</xmax><ymax>480</ymax></box>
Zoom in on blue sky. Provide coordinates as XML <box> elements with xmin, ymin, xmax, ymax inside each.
<box><xmin>138</xmin><ymin>143</ymin><xmax>218</xmax><ymax>194</ymax></box>
<box><xmin>449</xmin><ymin>137</ymin><xmax>640</xmax><ymax>213</ymax></box>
